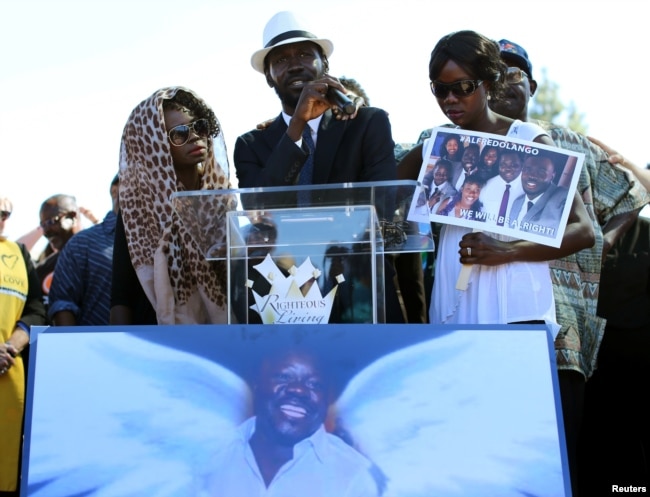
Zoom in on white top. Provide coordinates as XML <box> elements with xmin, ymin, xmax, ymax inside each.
<box><xmin>200</xmin><ymin>417</ymin><xmax>379</xmax><ymax>497</ymax></box>
<box><xmin>427</xmin><ymin>121</ymin><xmax>559</xmax><ymax>330</ymax></box>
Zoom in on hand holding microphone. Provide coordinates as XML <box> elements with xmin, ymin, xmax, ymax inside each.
<box><xmin>291</xmin><ymin>76</ymin><xmax>361</xmax><ymax>128</ymax></box>
<box><xmin>326</xmin><ymin>87</ymin><xmax>356</xmax><ymax>115</ymax></box>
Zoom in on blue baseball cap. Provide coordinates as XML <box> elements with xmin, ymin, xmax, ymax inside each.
<box><xmin>498</xmin><ymin>39</ymin><xmax>533</xmax><ymax>79</ymax></box>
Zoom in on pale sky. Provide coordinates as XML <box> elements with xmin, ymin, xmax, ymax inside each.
<box><xmin>2</xmin><ymin>0</ymin><xmax>647</xmax><ymax>242</ymax></box>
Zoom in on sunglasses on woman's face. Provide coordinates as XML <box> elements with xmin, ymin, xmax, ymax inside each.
<box><xmin>0</xmin><ymin>210</ymin><xmax>10</xmax><ymax>221</ymax></box>
<box><xmin>430</xmin><ymin>79</ymin><xmax>483</xmax><ymax>99</ymax></box>
<box><xmin>167</xmin><ymin>118</ymin><xmax>211</xmax><ymax>147</ymax></box>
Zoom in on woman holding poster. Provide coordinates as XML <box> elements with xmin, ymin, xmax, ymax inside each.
<box><xmin>401</xmin><ymin>30</ymin><xmax>594</xmax><ymax>328</ymax></box>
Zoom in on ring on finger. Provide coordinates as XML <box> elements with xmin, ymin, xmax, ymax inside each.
<box><xmin>467</xmin><ymin>247</ymin><xmax>472</xmax><ymax>257</ymax></box>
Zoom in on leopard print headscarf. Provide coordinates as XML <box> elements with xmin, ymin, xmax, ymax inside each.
<box><xmin>119</xmin><ymin>87</ymin><xmax>235</xmax><ymax>324</ymax></box>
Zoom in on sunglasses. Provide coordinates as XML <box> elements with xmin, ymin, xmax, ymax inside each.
<box><xmin>40</xmin><ymin>212</ymin><xmax>76</xmax><ymax>230</ymax></box>
<box><xmin>167</xmin><ymin>118</ymin><xmax>212</xmax><ymax>147</ymax></box>
<box><xmin>505</xmin><ymin>67</ymin><xmax>527</xmax><ymax>84</ymax></box>
<box><xmin>430</xmin><ymin>79</ymin><xmax>483</xmax><ymax>99</ymax></box>
<box><xmin>0</xmin><ymin>210</ymin><xmax>10</xmax><ymax>221</ymax></box>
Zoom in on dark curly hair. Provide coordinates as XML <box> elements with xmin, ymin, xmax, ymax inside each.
<box><xmin>429</xmin><ymin>30</ymin><xmax>508</xmax><ymax>102</ymax></box>
<box><xmin>439</xmin><ymin>134</ymin><xmax>464</xmax><ymax>161</ymax></box>
<box><xmin>162</xmin><ymin>89</ymin><xmax>220</xmax><ymax>138</ymax></box>
<box><xmin>339</xmin><ymin>76</ymin><xmax>370</xmax><ymax>106</ymax></box>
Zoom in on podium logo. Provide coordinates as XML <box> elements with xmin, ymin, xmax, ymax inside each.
<box><xmin>247</xmin><ymin>254</ymin><xmax>340</xmax><ymax>324</ymax></box>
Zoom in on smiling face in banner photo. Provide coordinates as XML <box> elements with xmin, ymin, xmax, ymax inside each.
<box><xmin>407</xmin><ymin>127</ymin><xmax>584</xmax><ymax>248</ymax></box>
<box><xmin>435</xmin><ymin>176</ymin><xmax>486</xmax><ymax>220</ymax></box>
<box><xmin>24</xmin><ymin>324</ymin><xmax>570</xmax><ymax>497</ymax></box>
<box><xmin>201</xmin><ymin>344</ymin><xmax>382</xmax><ymax>496</ymax></box>
<box><xmin>508</xmin><ymin>151</ymin><xmax>572</xmax><ymax>236</ymax></box>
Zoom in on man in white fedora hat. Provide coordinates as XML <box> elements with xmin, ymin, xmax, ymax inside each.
<box><xmin>234</xmin><ymin>10</ymin><xmax>396</xmax><ymax>191</ymax></box>
<box><xmin>234</xmin><ymin>11</ymin><xmax>406</xmax><ymax>324</ymax></box>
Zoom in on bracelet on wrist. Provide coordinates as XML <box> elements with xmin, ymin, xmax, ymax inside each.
<box><xmin>15</xmin><ymin>320</ymin><xmax>30</xmax><ymax>336</ymax></box>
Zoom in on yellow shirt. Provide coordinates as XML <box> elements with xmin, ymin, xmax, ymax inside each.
<box><xmin>0</xmin><ymin>238</ymin><xmax>28</xmax><ymax>491</ymax></box>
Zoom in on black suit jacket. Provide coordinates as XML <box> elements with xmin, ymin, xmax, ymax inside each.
<box><xmin>234</xmin><ymin>107</ymin><xmax>397</xmax><ymax>188</ymax></box>
<box><xmin>233</xmin><ymin>107</ymin><xmax>405</xmax><ymax>323</ymax></box>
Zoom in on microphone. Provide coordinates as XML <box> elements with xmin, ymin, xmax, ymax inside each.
<box><xmin>327</xmin><ymin>88</ymin><xmax>356</xmax><ymax>115</ymax></box>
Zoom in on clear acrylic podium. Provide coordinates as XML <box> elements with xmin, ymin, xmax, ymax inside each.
<box><xmin>172</xmin><ymin>180</ymin><xmax>433</xmax><ymax>324</ymax></box>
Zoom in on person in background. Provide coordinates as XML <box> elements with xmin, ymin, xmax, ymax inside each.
<box><xmin>0</xmin><ymin>196</ymin><xmax>47</xmax><ymax>497</ymax></box>
<box><xmin>35</xmin><ymin>194</ymin><xmax>82</xmax><ymax>313</ymax></box>
<box><xmin>581</xmin><ymin>137</ymin><xmax>650</xmax><ymax>492</ymax></box>
<box><xmin>578</xmin><ymin>206</ymin><xmax>650</xmax><ymax>493</ymax></box>
<box><xmin>488</xmin><ymin>39</ymin><xmax>649</xmax><ymax>495</ymax></box>
<box><xmin>590</xmin><ymin>136</ymin><xmax>650</xmax><ymax>192</ymax></box>
<box><xmin>110</xmin><ymin>87</ymin><xmax>233</xmax><ymax>325</ymax></box>
<box><xmin>48</xmin><ymin>175</ymin><xmax>120</xmax><ymax>326</ymax></box>
<box><xmin>16</xmin><ymin>204</ymin><xmax>100</xmax><ymax>258</ymax></box>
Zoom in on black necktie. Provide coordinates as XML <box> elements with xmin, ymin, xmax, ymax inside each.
<box><xmin>527</xmin><ymin>200</ymin><xmax>534</xmax><ymax>212</ymax></box>
<box><xmin>298</xmin><ymin>127</ymin><xmax>315</xmax><ymax>183</ymax></box>
<box><xmin>429</xmin><ymin>187</ymin><xmax>440</xmax><ymax>213</ymax></box>
<box><xmin>297</xmin><ymin>127</ymin><xmax>315</xmax><ymax>205</ymax></box>
<box><xmin>497</xmin><ymin>184</ymin><xmax>511</xmax><ymax>226</ymax></box>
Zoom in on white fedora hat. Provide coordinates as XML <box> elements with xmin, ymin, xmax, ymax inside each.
<box><xmin>251</xmin><ymin>11</ymin><xmax>334</xmax><ymax>73</ymax></box>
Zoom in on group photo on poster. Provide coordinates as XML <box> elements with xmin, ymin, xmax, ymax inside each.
<box><xmin>23</xmin><ymin>324</ymin><xmax>569</xmax><ymax>497</ymax></box>
<box><xmin>408</xmin><ymin>127</ymin><xmax>584</xmax><ymax>248</ymax></box>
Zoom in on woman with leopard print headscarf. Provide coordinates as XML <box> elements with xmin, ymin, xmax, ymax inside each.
<box><xmin>110</xmin><ymin>87</ymin><xmax>235</xmax><ymax>325</ymax></box>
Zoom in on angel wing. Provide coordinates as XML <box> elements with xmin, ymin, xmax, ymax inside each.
<box><xmin>26</xmin><ymin>330</ymin><xmax>251</xmax><ymax>497</ymax></box>
<box><xmin>330</xmin><ymin>328</ymin><xmax>567</xmax><ymax>497</ymax></box>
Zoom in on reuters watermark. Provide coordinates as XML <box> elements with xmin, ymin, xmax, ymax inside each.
<box><xmin>611</xmin><ymin>484</ymin><xmax>647</xmax><ymax>493</ymax></box>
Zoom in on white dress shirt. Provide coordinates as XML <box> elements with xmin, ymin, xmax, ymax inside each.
<box><xmin>201</xmin><ymin>417</ymin><xmax>379</xmax><ymax>497</ymax></box>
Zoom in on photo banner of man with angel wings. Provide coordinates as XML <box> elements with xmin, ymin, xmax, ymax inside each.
<box><xmin>407</xmin><ymin>127</ymin><xmax>584</xmax><ymax>248</ymax></box>
<box><xmin>23</xmin><ymin>324</ymin><xmax>571</xmax><ymax>497</ymax></box>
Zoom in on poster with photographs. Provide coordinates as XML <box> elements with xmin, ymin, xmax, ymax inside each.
<box><xmin>407</xmin><ymin>127</ymin><xmax>584</xmax><ymax>248</ymax></box>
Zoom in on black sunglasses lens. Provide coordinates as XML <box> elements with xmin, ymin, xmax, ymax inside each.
<box><xmin>0</xmin><ymin>210</ymin><xmax>10</xmax><ymax>221</ymax></box>
<box><xmin>432</xmin><ymin>83</ymin><xmax>449</xmax><ymax>98</ymax></box>
<box><xmin>457</xmin><ymin>81</ymin><xmax>476</xmax><ymax>96</ymax></box>
<box><xmin>40</xmin><ymin>216</ymin><xmax>58</xmax><ymax>229</ymax></box>
<box><xmin>169</xmin><ymin>125</ymin><xmax>190</xmax><ymax>146</ymax></box>
<box><xmin>432</xmin><ymin>80</ymin><xmax>478</xmax><ymax>98</ymax></box>
<box><xmin>193</xmin><ymin>119</ymin><xmax>210</xmax><ymax>137</ymax></box>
